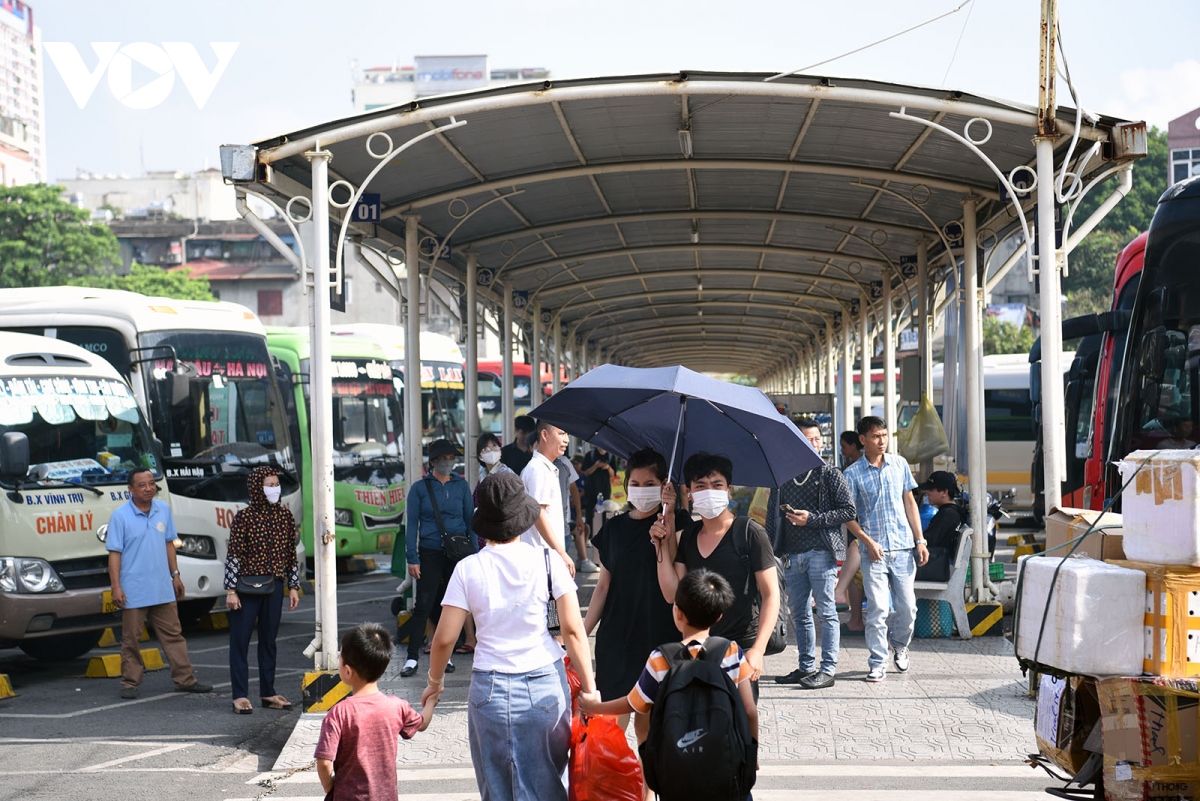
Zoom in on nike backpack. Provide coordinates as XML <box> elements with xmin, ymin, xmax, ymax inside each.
<box><xmin>638</xmin><ymin>636</ymin><xmax>757</xmax><ymax>801</ymax></box>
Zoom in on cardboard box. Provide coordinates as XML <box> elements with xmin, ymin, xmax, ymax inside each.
<box><xmin>1112</xmin><ymin>560</ymin><xmax>1200</xmax><ymax>678</ymax></box>
<box><xmin>1097</xmin><ymin>676</ymin><xmax>1200</xmax><ymax>801</ymax></box>
<box><xmin>1045</xmin><ymin>508</ymin><xmax>1126</xmax><ymax>562</ymax></box>
<box><xmin>1035</xmin><ymin>674</ymin><xmax>1099</xmax><ymax>775</ymax></box>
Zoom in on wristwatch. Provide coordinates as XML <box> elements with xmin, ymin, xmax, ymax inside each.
<box><xmin>170</xmin><ymin>569</ymin><xmax>181</xmax><ymax>578</ymax></box>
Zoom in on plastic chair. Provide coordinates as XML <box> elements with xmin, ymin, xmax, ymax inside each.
<box><xmin>913</xmin><ymin>526</ymin><xmax>974</xmax><ymax>640</ymax></box>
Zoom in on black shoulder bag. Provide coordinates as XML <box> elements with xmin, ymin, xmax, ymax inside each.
<box><xmin>424</xmin><ymin>478</ymin><xmax>475</xmax><ymax>563</ymax></box>
<box><xmin>544</xmin><ymin>549</ymin><xmax>561</xmax><ymax>635</ymax></box>
<box><xmin>733</xmin><ymin>516</ymin><xmax>789</xmax><ymax>656</ymax></box>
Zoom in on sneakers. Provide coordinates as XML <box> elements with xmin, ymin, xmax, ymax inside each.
<box><xmin>120</xmin><ymin>686</ymin><xmax>138</xmax><ymax>699</ymax></box>
<box><xmin>774</xmin><ymin>668</ymin><xmax>816</xmax><ymax>685</ymax></box>
<box><xmin>400</xmin><ymin>659</ymin><xmax>418</xmax><ymax>677</ymax></box>
<box><xmin>176</xmin><ymin>681</ymin><xmax>213</xmax><ymax>693</ymax></box>
<box><xmin>893</xmin><ymin>647</ymin><xmax>910</xmax><ymax>673</ymax></box>
<box><xmin>445</xmin><ymin>660</ymin><xmax>455</xmax><ymax>674</ymax></box>
<box><xmin>799</xmin><ymin>671</ymin><xmax>836</xmax><ymax>690</ymax></box>
<box><xmin>865</xmin><ymin>666</ymin><xmax>886</xmax><ymax>683</ymax></box>
<box><xmin>577</xmin><ymin>559</ymin><xmax>600</xmax><ymax>574</ymax></box>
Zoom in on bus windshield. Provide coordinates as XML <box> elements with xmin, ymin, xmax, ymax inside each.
<box><xmin>0</xmin><ymin>375</ymin><xmax>159</xmax><ymax>488</ymax></box>
<box><xmin>478</xmin><ymin>371</ymin><xmax>532</xmax><ymax>435</ymax></box>
<box><xmin>422</xmin><ymin>361</ymin><xmax>466</xmax><ymax>446</ymax></box>
<box><xmin>141</xmin><ymin>331</ymin><xmax>296</xmax><ymax>498</ymax></box>
<box><xmin>331</xmin><ymin>359</ymin><xmax>402</xmax><ymax>469</ymax></box>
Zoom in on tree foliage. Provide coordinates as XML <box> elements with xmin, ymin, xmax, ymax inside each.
<box><xmin>983</xmin><ymin>316</ymin><xmax>1035</xmax><ymax>355</ymax></box>
<box><xmin>69</xmin><ymin>263</ymin><xmax>216</xmax><ymax>301</ymax></box>
<box><xmin>1059</xmin><ymin>127</ymin><xmax>1167</xmax><ymax>318</ymax></box>
<box><xmin>0</xmin><ymin>184</ymin><xmax>120</xmax><ymax>288</ymax></box>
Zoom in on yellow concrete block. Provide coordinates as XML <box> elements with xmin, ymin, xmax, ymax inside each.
<box><xmin>1013</xmin><ymin>543</ymin><xmax>1044</xmax><ymax>561</ymax></box>
<box><xmin>1006</xmin><ymin>534</ymin><xmax>1026</xmax><ymax>546</ymax></box>
<box><xmin>302</xmin><ymin>670</ymin><xmax>351</xmax><ymax>712</ymax></box>
<box><xmin>86</xmin><ymin>653</ymin><xmax>123</xmax><ymax>678</ymax></box>
<box><xmin>139</xmin><ymin>625</ymin><xmax>150</xmax><ymax>643</ymax></box>
<box><xmin>97</xmin><ymin>628</ymin><xmax>118</xmax><ymax>648</ymax></box>
<box><xmin>140</xmin><ymin>648</ymin><xmax>165</xmax><ymax>671</ymax></box>
<box><xmin>0</xmin><ymin>674</ymin><xmax>15</xmax><ymax>699</ymax></box>
<box><xmin>199</xmin><ymin>611</ymin><xmax>229</xmax><ymax>631</ymax></box>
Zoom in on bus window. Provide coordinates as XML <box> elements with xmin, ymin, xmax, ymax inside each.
<box><xmin>984</xmin><ymin>388</ymin><xmax>1034</xmax><ymax>441</ymax></box>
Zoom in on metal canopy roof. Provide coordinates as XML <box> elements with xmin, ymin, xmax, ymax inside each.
<box><xmin>247</xmin><ymin>71</ymin><xmax>1135</xmax><ymax>376</ymax></box>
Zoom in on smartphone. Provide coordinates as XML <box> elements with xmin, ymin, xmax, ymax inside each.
<box><xmin>780</xmin><ymin>504</ymin><xmax>799</xmax><ymax>515</ymax></box>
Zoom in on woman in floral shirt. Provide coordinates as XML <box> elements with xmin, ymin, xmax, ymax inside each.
<box><xmin>224</xmin><ymin>466</ymin><xmax>301</xmax><ymax>714</ymax></box>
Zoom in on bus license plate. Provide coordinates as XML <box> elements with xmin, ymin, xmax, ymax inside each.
<box><xmin>102</xmin><ymin>590</ymin><xmax>118</xmax><ymax>614</ymax></box>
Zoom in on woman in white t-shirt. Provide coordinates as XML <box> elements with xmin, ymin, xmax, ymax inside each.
<box><xmin>423</xmin><ymin>472</ymin><xmax>596</xmax><ymax>801</ymax></box>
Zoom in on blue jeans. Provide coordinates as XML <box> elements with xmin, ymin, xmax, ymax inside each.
<box><xmin>859</xmin><ymin>546</ymin><xmax>917</xmax><ymax>671</ymax></box>
<box><xmin>467</xmin><ymin>660</ymin><xmax>571</xmax><ymax>801</ymax></box>
<box><xmin>782</xmin><ymin>549</ymin><xmax>840</xmax><ymax>674</ymax></box>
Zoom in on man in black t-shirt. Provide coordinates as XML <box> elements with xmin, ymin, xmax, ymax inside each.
<box><xmin>581</xmin><ymin>446</ymin><xmax>619</xmax><ymax>526</ymax></box>
<box><xmin>499</xmin><ymin>415</ymin><xmax>536</xmax><ymax>474</ymax></box>
<box><xmin>915</xmin><ymin>471</ymin><xmax>963</xmax><ymax>582</ymax></box>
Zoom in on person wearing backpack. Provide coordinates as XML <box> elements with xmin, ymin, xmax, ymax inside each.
<box><xmin>580</xmin><ymin>569</ymin><xmax>758</xmax><ymax>801</ymax></box>
<box><xmin>651</xmin><ymin>452</ymin><xmax>781</xmax><ymax>700</ymax></box>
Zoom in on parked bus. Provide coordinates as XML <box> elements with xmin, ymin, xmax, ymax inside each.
<box><xmin>267</xmin><ymin>328</ymin><xmax>403</xmax><ymax>559</ymax></box>
<box><xmin>331</xmin><ymin>325</ymin><xmax>468</xmax><ymax>450</ymax></box>
<box><xmin>477</xmin><ymin>361</ymin><xmax>569</xmax><ymax>435</ymax></box>
<box><xmin>0</xmin><ymin>332</ymin><xmax>164</xmax><ymax>660</ymax></box>
<box><xmin>0</xmin><ymin>288</ymin><xmax>301</xmax><ymax>622</ymax></box>
<box><xmin>1103</xmin><ymin>178</ymin><xmax>1200</xmax><ymax>505</ymax></box>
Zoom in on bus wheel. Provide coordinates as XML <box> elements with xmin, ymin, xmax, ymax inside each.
<box><xmin>177</xmin><ymin>598</ymin><xmax>217</xmax><ymax>627</ymax></box>
<box><xmin>19</xmin><ymin>631</ymin><xmax>102</xmax><ymax>661</ymax></box>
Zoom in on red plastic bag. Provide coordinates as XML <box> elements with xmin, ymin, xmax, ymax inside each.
<box><xmin>564</xmin><ymin>657</ymin><xmax>582</xmax><ymax>715</ymax></box>
<box><xmin>568</xmin><ymin>714</ymin><xmax>644</xmax><ymax>801</ymax></box>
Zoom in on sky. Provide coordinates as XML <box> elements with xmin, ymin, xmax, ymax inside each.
<box><xmin>36</xmin><ymin>0</ymin><xmax>1200</xmax><ymax>180</ymax></box>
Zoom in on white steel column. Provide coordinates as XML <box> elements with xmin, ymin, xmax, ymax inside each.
<box><xmin>841</xmin><ymin>330</ymin><xmax>854</xmax><ymax>432</ymax></box>
<box><xmin>859</xmin><ymin>294</ymin><xmax>871</xmax><ymax>424</ymax></box>
<box><xmin>501</xmin><ymin>284</ymin><xmax>514</xmax><ymax>444</ymax></box>
<box><xmin>465</xmin><ymin>253</ymin><xmax>479</xmax><ymax>488</ymax></box>
<box><xmin>962</xmin><ymin>197</ymin><xmax>989</xmax><ymax>602</ymax></box>
<box><xmin>530</xmin><ymin>302</ymin><xmax>541</xmax><ymax>412</ymax></box>
<box><xmin>552</xmin><ymin>319</ymin><xmax>562</xmax><ymax>394</ymax></box>
<box><xmin>816</xmin><ymin>342</ymin><xmax>825</xmax><ymax>396</ymax></box>
<box><xmin>807</xmin><ymin>349</ymin><xmax>817</xmax><ymax>394</ymax></box>
<box><xmin>306</xmin><ymin>149</ymin><xmax>338</xmax><ymax>670</ymax></box>
<box><xmin>883</xmin><ymin>273</ymin><xmax>898</xmax><ymax>450</ymax></box>
<box><xmin>404</xmin><ymin>216</ymin><xmax>423</xmax><ymax>485</ymax></box>
<box><xmin>825</xmin><ymin>334</ymin><xmax>837</xmax><ymax>395</ymax></box>
<box><xmin>917</xmin><ymin>242</ymin><xmax>935</xmax><ymax>477</ymax></box>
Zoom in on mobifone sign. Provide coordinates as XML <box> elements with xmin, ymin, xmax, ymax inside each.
<box><xmin>43</xmin><ymin>42</ymin><xmax>239</xmax><ymax>109</ymax></box>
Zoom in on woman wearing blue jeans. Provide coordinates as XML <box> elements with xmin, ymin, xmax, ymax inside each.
<box><xmin>423</xmin><ymin>472</ymin><xmax>596</xmax><ymax>801</ymax></box>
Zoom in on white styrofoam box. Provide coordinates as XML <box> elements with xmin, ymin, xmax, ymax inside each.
<box><xmin>1118</xmin><ymin>450</ymin><xmax>1200</xmax><ymax>566</ymax></box>
<box><xmin>1017</xmin><ymin>556</ymin><xmax>1145</xmax><ymax>676</ymax></box>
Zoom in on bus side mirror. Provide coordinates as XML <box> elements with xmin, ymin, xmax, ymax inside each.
<box><xmin>0</xmin><ymin>432</ymin><xmax>30</xmax><ymax>480</ymax></box>
<box><xmin>151</xmin><ymin>438</ymin><xmax>165</xmax><ymax>471</ymax></box>
<box><xmin>1140</xmin><ymin>329</ymin><xmax>1166</xmax><ymax>383</ymax></box>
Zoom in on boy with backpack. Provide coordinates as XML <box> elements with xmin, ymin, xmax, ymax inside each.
<box><xmin>580</xmin><ymin>569</ymin><xmax>758</xmax><ymax>801</ymax></box>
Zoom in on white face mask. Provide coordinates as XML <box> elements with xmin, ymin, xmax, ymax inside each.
<box><xmin>627</xmin><ymin>485</ymin><xmax>663</xmax><ymax>513</ymax></box>
<box><xmin>263</xmin><ymin>485</ymin><xmax>282</xmax><ymax>504</ymax></box>
<box><xmin>691</xmin><ymin>489</ymin><xmax>729</xmax><ymax>520</ymax></box>
<box><xmin>480</xmin><ymin>449</ymin><xmax>501</xmax><ymax>466</ymax></box>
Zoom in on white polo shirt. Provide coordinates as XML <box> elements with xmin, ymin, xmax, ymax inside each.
<box><xmin>521</xmin><ymin>449</ymin><xmax>564</xmax><ymax>550</ymax></box>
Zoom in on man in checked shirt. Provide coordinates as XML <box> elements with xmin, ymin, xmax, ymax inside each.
<box><xmin>766</xmin><ymin>418</ymin><xmax>856</xmax><ymax>690</ymax></box>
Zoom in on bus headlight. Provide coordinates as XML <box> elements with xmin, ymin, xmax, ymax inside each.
<box><xmin>334</xmin><ymin>509</ymin><xmax>353</xmax><ymax>527</ymax></box>
<box><xmin>0</xmin><ymin>557</ymin><xmax>65</xmax><ymax>593</ymax></box>
<box><xmin>178</xmin><ymin>535</ymin><xmax>217</xmax><ymax>560</ymax></box>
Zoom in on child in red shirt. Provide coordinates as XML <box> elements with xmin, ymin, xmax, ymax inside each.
<box><xmin>315</xmin><ymin>623</ymin><xmax>438</xmax><ymax>800</ymax></box>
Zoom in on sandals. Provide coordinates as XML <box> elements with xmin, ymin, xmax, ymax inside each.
<box><xmin>232</xmin><ymin>699</ymin><xmax>253</xmax><ymax>715</ymax></box>
<box><xmin>454</xmin><ymin>643</ymin><xmax>475</xmax><ymax>654</ymax></box>
<box><xmin>260</xmin><ymin>696</ymin><xmax>294</xmax><ymax>710</ymax></box>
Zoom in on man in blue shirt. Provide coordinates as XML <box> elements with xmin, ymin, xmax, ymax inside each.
<box><xmin>401</xmin><ymin>438</ymin><xmax>476</xmax><ymax>677</ymax></box>
<box><xmin>844</xmin><ymin>416</ymin><xmax>928</xmax><ymax>683</ymax></box>
<box><xmin>106</xmin><ymin>468</ymin><xmax>212</xmax><ymax>699</ymax></box>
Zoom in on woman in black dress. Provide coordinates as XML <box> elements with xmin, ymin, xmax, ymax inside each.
<box><xmin>583</xmin><ymin>447</ymin><xmax>691</xmax><ymax>739</ymax></box>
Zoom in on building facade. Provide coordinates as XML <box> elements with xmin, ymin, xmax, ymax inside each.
<box><xmin>61</xmin><ymin>168</ymin><xmax>238</xmax><ymax>220</ymax></box>
<box><xmin>351</xmin><ymin>55</ymin><xmax>549</xmax><ymax>112</ymax></box>
<box><xmin>1168</xmin><ymin>106</ymin><xmax>1200</xmax><ymax>186</ymax></box>
<box><xmin>0</xmin><ymin>1</ymin><xmax>44</xmax><ymax>185</ymax></box>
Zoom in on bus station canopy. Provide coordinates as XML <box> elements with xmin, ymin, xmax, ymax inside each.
<box><xmin>245</xmin><ymin>71</ymin><xmax>1138</xmax><ymax>377</ymax></box>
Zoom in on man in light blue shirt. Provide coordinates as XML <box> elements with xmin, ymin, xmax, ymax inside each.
<box><xmin>107</xmin><ymin>467</ymin><xmax>211</xmax><ymax>699</ymax></box>
<box><xmin>844</xmin><ymin>416</ymin><xmax>928</xmax><ymax>683</ymax></box>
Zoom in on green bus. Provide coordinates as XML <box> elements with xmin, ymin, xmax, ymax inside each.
<box><xmin>267</xmin><ymin>328</ymin><xmax>404</xmax><ymax>559</ymax></box>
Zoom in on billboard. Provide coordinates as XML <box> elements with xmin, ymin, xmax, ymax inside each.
<box><xmin>414</xmin><ymin>55</ymin><xmax>487</xmax><ymax>98</ymax></box>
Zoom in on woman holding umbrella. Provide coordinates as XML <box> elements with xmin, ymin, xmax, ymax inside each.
<box><xmin>651</xmin><ymin>452</ymin><xmax>781</xmax><ymax>699</ymax></box>
<box><xmin>583</xmin><ymin>447</ymin><xmax>692</xmax><ymax>739</ymax></box>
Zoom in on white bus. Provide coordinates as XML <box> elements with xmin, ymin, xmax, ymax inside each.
<box><xmin>331</xmin><ymin>325</ymin><xmax>468</xmax><ymax>452</ymax></box>
<box><xmin>0</xmin><ymin>288</ymin><xmax>302</xmax><ymax>621</ymax></box>
<box><xmin>0</xmin><ymin>332</ymin><xmax>165</xmax><ymax>660</ymax></box>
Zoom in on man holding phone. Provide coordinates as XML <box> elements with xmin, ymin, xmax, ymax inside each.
<box><xmin>765</xmin><ymin>418</ymin><xmax>856</xmax><ymax>689</ymax></box>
